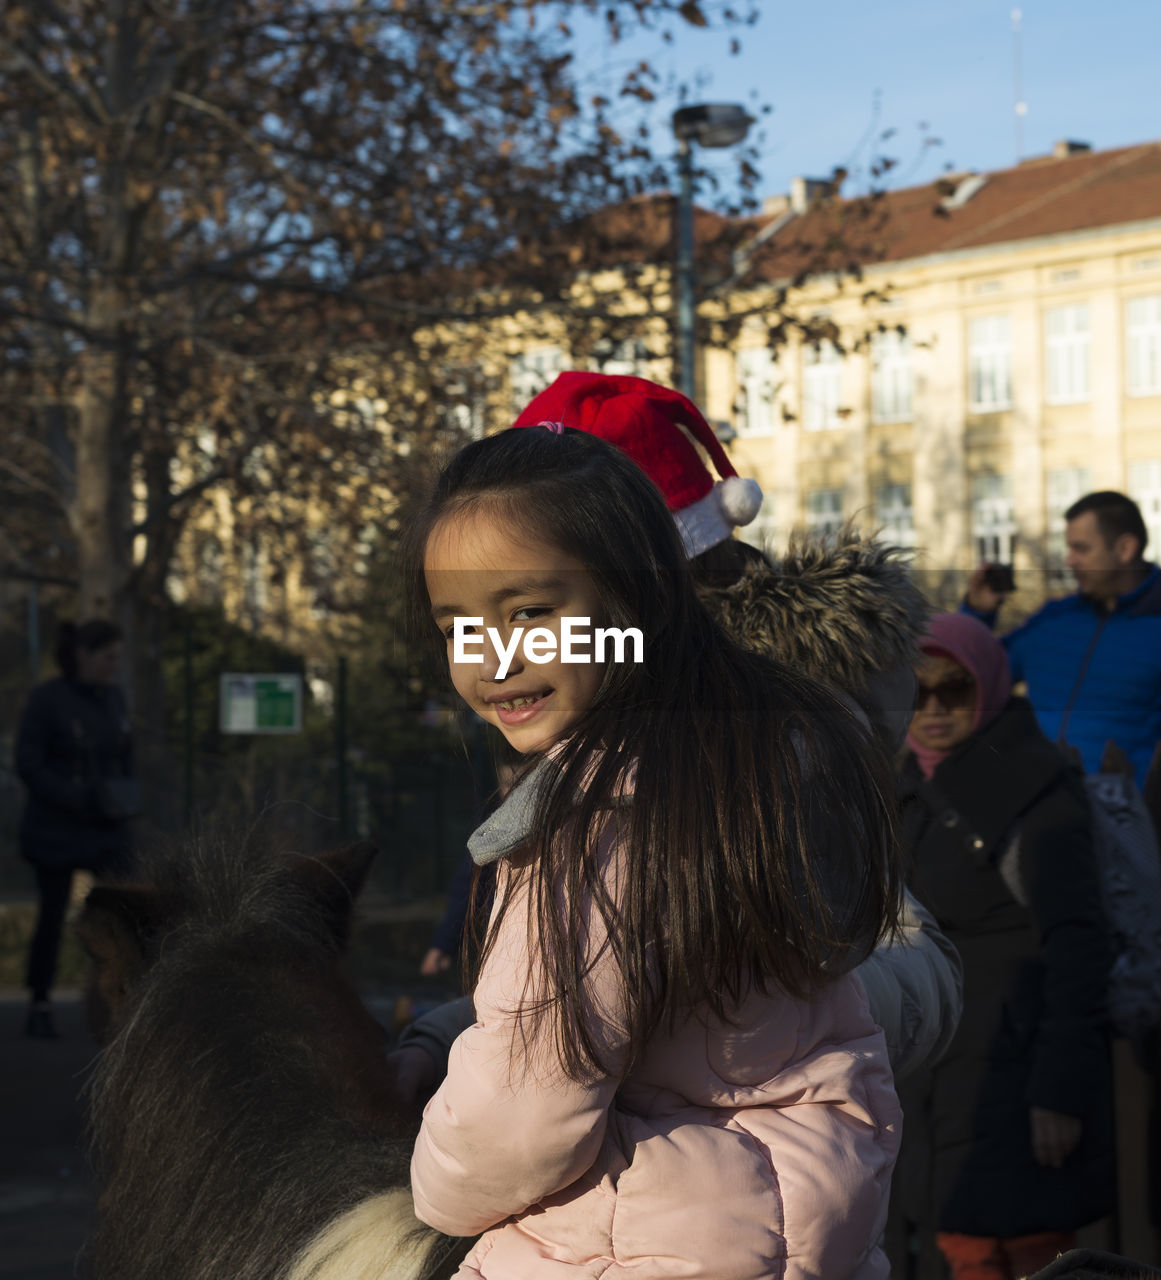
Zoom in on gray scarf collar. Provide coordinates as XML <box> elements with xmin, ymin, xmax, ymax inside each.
<box><xmin>467</xmin><ymin>755</ymin><xmax>559</xmax><ymax>866</ymax></box>
<box><xmin>467</xmin><ymin>752</ymin><xmax>633</xmax><ymax>866</ymax></box>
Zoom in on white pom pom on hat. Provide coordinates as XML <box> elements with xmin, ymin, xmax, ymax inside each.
<box><xmin>674</xmin><ymin>478</ymin><xmax>765</xmax><ymax>559</ymax></box>
<box><xmin>719</xmin><ymin>475</ymin><xmax>764</xmax><ymax>526</ymax></box>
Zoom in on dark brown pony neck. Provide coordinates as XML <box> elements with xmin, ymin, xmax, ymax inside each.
<box><xmin>82</xmin><ymin>838</ymin><xmax>421</xmax><ymax>1280</ymax></box>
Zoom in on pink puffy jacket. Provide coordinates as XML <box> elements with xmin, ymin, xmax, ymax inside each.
<box><xmin>411</xmin><ymin>833</ymin><xmax>901</xmax><ymax>1280</ymax></box>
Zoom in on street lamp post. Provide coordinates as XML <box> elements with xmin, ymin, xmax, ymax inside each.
<box><xmin>671</xmin><ymin>103</ymin><xmax>754</xmax><ymax>404</ymax></box>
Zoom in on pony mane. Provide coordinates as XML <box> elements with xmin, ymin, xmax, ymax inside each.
<box><xmin>131</xmin><ymin>829</ymin><xmax>347</xmax><ymax>952</ymax></box>
<box><xmin>83</xmin><ymin>833</ymin><xmax>446</xmax><ymax>1280</ymax></box>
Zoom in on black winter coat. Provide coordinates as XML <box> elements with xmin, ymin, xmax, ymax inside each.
<box><xmin>892</xmin><ymin>697</ymin><xmax>1115</xmax><ymax>1239</ymax></box>
<box><xmin>15</xmin><ymin>676</ymin><xmax>135</xmax><ymax>872</ymax></box>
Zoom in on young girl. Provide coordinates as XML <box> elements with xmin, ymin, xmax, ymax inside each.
<box><xmin>404</xmin><ymin>425</ymin><xmax>903</xmax><ymax>1280</ymax></box>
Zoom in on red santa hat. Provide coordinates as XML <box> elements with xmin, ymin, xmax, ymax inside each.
<box><xmin>510</xmin><ymin>372</ymin><xmax>763</xmax><ymax>558</ymax></box>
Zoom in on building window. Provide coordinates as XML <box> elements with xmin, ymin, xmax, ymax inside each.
<box><xmin>510</xmin><ymin>345</ymin><xmax>565</xmax><ymax>414</ymax></box>
<box><xmin>1127</xmin><ymin>295</ymin><xmax>1161</xmax><ymax>397</ymax></box>
<box><xmin>196</xmin><ymin>535</ymin><xmax>225</xmax><ymax>598</ymax></box>
<box><xmin>874</xmin><ymin>483</ymin><xmax>917</xmax><ymax>547</ymax></box>
<box><xmin>240</xmin><ymin>540</ymin><xmax>268</xmax><ymax>622</ymax></box>
<box><xmin>1045</xmin><ymin>467</ymin><xmax>1093</xmax><ymax>581</ymax></box>
<box><xmin>743</xmin><ymin>494</ymin><xmax>777</xmax><ymax>552</ymax></box>
<box><xmin>594</xmin><ymin>338</ymin><xmax>650</xmax><ymax>377</ymax></box>
<box><xmin>442</xmin><ymin>369</ymin><xmax>488</xmax><ymax>440</ymax></box>
<box><xmin>735</xmin><ymin>347</ymin><xmax>776</xmax><ymax>437</ymax></box>
<box><xmin>971</xmin><ymin>474</ymin><xmax>1016</xmax><ymax>565</ymax></box>
<box><xmin>805</xmin><ymin>487</ymin><xmax>844</xmax><ymax>538</ymax></box>
<box><xmin>1129</xmin><ymin>460</ymin><xmax>1161</xmax><ymax>560</ymax></box>
<box><xmin>968</xmin><ymin>315</ymin><xmax>1012</xmax><ymax>412</ymax></box>
<box><xmin>870</xmin><ymin>330</ymin><xmax>913</xmax><ymax>424</ymax></box>
<box><xmin>1044</xmin><ymin>303</ymin><xmax>1091</xmax><ymax>404</ymax></box>
<box><xmin>802</xmin><ymin>341</ymin><xmax>842</xmax><ymax>431</ymax></box>
<box><xmin>445</xmin><ymin>398</ymin><xmax>486</xmax><ymax>440</ymax></box>
<box><xmin>306</xmin><ymin>529</ymin><xmax>339</xmax><ymax>619</ymax></box>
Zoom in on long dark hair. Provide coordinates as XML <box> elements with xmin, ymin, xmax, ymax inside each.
<box><xmin>403</xmin><ymin>428</ymin><xmax>901</xmax><ymax>1080</ymax></box>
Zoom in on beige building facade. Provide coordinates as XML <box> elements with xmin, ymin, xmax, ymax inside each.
<box><xmin>700</xmin><ymin>141</ymin><xmax>1161</xmax><ymax>605</ymax></box>
<box><xmin>162</xmin><ymin>142</ymin><xmax>1161</xmax><ymax>638</ymax></box>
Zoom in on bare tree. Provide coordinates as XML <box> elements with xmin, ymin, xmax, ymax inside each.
<box><xmin>0</xmin><ymin>0</ymin><xmax>762</xmax><ymax>763</ymax></box>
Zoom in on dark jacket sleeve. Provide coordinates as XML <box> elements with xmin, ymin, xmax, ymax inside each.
<box><xmin>430</xmin><ymin>853</ymin><xmax>483</xmax><ymax>956</ymax></box>
<box><xmin>114</xmin><ymin>686</ymin><xmax>135</xmax><ymax>781</ymax></box>
<box><xmin>960</xmin><ymin>599</ymin><xmax>998</xmax><ymax>629</ymax></box>
<box><xmin>397</xmin><ymin>995</ymin><xmax>474</xmax><ymax>1074</ymax></box>
<box><xmin>14</xmin><ymin>685</ymin><xmax>95</xmax><ymax>815</ymax></box>
<box><xmin>1021</xmin><ymin>771</ymin><xmax>1111</xmax><ymax>1117</ymax></box>
<box><xmin>960</xmin><ymin>599</ymin><xmax>1034</xmax><ymax>684</ymax></box>
<box><xmin>856</xmin><ymin>887</ymin><xmax>964</xmax><ymax>1079</ymax></box>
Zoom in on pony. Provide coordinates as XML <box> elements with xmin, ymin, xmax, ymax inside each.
<box><xmin>76</xmin><ymin>834</ymin><xmax>469</xmax><ymax>1280</ymax></box>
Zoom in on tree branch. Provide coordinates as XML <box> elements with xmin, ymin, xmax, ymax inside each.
<box><xmin>0</xmin><ymin>299</ymin><xmax>96</xmax><ymax>341</ymax></box>
<box><xmin>0</xmin><ymin>456</ymin><xmax>69</xmax><ymax>513</ymax></box>
<box><xmin>127</xmin><ymin>462</ymin><xmax>228</xmax><ymax>538</ymax></box>
<box><xmin>169</xmin><ymin>90</ymin><xmax>299</xmax><ymax>174</ymax></box>
<box><xmin>0</xmin><ymin>565</ymin><xmax>79</xmax><ymax>588</ymax></box>
<box><xmin>0</xmin><ymin>35</ymin><xmax>109</xmax><ymax>124</ymax></box>
<box><xmin>143</xmin><ymin>235</ymin><xmax>335</xmax><ymax>297</ymax></box>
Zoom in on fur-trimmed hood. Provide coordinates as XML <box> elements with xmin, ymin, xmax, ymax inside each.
<box><xmin>699</xmin><ymin>526</ymin><xmax>928</xmax><ymax>748</ymax></box>
<box><xmin>701</xmin><ymin>525</ymin><xmax>928</xmax><ymax>690</ymax></box>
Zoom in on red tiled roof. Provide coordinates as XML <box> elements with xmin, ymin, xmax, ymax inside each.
<box><xmin>745</xmin><ymin>140</ymin><xmax>1161</xmax><ymax>282</ymax></box>
<box><xmin>370</xmin><ymin>143</ymin><xmax>1161</xmax><ymax>307</ymax></box>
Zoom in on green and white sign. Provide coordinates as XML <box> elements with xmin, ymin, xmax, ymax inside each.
<box><xmin>220</xmin><ymin>673</ymin><xmax>303</xmax><ymax>734</ymax></box>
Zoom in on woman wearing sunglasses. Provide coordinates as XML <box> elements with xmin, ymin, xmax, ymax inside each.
<box><xmin>888</xmin><ymin>612</ymin><xmax>1115</xmax><ymax>1280</ymax></box>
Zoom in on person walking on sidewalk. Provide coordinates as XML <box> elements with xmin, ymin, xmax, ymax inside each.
<box><xmin>16</xmin><ymin>619</ymin><xmax>138</xmax><ymax>1038</ymax></box>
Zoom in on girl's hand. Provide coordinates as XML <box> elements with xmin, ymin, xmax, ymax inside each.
<box><xmin>420</xmin><ymin>947</ymin><xmax>453</xmax><ymax>977</ymax></box>
<box><xmin>1030</xmin><ymin>1106</ymin><xmax>1082</xmax><ymax>1167</ymax></box>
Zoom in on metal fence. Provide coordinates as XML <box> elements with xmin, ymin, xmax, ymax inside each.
<box><xmin>0</xmin><ymin>610</ymin><xmax>486</xmax><ymax>904</ymax></box>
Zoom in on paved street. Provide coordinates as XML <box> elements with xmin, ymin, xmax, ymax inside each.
<box><xmin>0</xmin><ymin>992</ymin><xmax>95</xmax><ymax>1280</ymax></box>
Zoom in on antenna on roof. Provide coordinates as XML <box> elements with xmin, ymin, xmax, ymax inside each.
<box><xmin>1012</xmin><ymin>8</ymin><xmax>1027</xmax><ymax>161</ymax></box>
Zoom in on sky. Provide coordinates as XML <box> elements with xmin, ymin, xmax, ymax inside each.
<box><xmin>567</xmin><ymin>0</ymin><xmax>1161</xmax><ymax>206</ymax></box>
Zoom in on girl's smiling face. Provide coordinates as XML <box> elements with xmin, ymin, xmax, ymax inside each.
<box><xmin>424</xmin><ymin>506</ymin><xmax>608</xmax><ymax>754</ymax></box>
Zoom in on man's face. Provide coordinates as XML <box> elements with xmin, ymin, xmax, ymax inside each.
<box><xmin>1065</xmin><ymin>511</ymin><xmax>1135</xmax><ymax>602</ymax></box>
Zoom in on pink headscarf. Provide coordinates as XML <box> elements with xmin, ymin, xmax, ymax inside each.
<box><xmin>906</xmin><ymin>612</ymin><xmax>1013</xmax><ymax>779</ymax></box>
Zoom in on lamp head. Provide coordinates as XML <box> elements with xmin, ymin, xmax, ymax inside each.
<box><xmin>672</xmin><ymin>103</ymin><xmax>754</xmax><ymax>149</ymax></box>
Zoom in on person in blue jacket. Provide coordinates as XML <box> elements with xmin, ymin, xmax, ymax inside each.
<box><xmin>964</xmin><ymin>490</ymin><xmax>1161</xmax><ymax>789</ymax></box>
